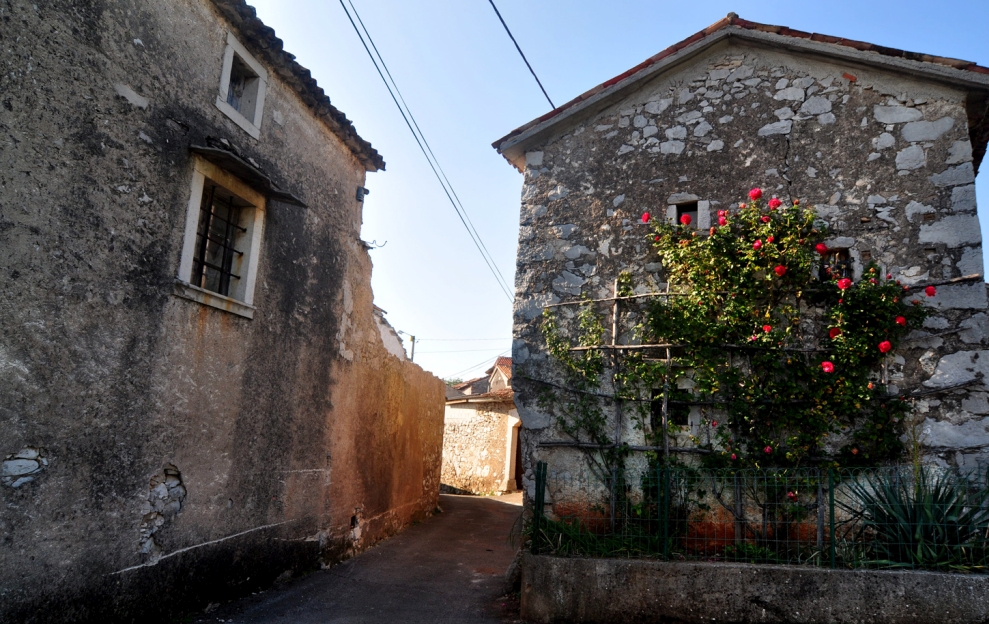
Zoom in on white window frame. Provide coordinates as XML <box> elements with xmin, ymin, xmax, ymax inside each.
<box><xmin>215</xmin><ymin>32</ymin><xmax>268</xmax><ymax>140</ymax></box>
<box><xmin>173</xmin><ymin>156</ymin><xmax>266</xmax><ymax>319</ymax></box>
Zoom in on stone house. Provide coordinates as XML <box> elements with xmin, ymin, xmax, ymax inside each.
<box><xmin>493</xmin><ymin>14</ymin><xmax>989</xmax><ymax>495</ymax></box>
<box><xmin>0</xmin><ymin>1</ymin><xmax>444</xmax><ymax>621</ymax></box>
<box><xmin>442</xmin><ymin>357</ymin><xmax>522</xmax><ymax>494</ymax></box>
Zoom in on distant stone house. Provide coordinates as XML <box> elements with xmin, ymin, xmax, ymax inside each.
<box><xmin>442</xmin><ymin>357</ymin><xmax>522</xmax><ymax>494</ymax></box>
<box><xmin>493</xmin><ymin>14</ymin><xmax>989</xmax><ymax>495</ymax></box>
<box><xmin>0</xmin><ymin>1</ymin><xmax>444</xmax><ymax>621</ymax></box>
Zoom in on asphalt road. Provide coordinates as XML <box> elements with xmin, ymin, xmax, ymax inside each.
<box><xmin>192</xmin><ymin>493</ymin><xmax>524</xmax><ymax>624</ymax></box>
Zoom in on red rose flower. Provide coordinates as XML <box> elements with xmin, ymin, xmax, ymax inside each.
<box><xmin>753</xmin><ymin>240</ymin><xmax>763</xmax><ymax>250</ymax></box>
<box><xmin>879</xmin><ymin>340</ymin><xmax>892</xmax><ymax>353</ymax></box>
<box><xmin>761</xmin><ymin>215</ymin><xmax>771</xmax><ymax>223</ymax></box>
<box><xmin>731</xmin><ymin>454</ymin><xmax>737</xmax><ymax>461</ymax></box>
<box><xmin>870</xmin><ymin>278</ymin><xmax>877</xmax><ymax>284</ymax></box>
<box><xmin>642</xmin><ymin>212</ymin><xmax>650</xmax><ymax>223</ymax></box>
<box><xmin>887</xmin><ymin>273</ymin><xmax>893</xmax><ymax>279</ymax></box>
<box><xmin>838</xmin><ymin>299</ymin><xmax>843</xmax><ymax>304</ymax></box>
<box><xmin>709</xmin><ymin>227</ymin><xmax>716</xmax><ymax>236</ymax></box>
<box><xmin>895</xmin><ymin>316</ymin><xmax>906</xmax><ymax>327</ymax></box>
<box><xmin>829</xmin><ymin>328</ymin><xmax>841</xmax><ymax>339</ymax></box>
<box><xmin>717</xmin><ymin>210</ymin><xmax>727</xmax><ymax>217</ymax></box>
<box><xmin>774</xmin><ymin>265</ymin><xmax>786</xmax><ymax>277</ymax></box>
<box><xmin>821</xmin><ymin>361</ymin><xmax>835</xmax><ymax>373</ymax></box>
<box><xmin>786</xmin><ymin>491</ymin><xmax>798</xmax><ymax>501</ymax></box>
<box><xmin>837</xmin><ymin>278</ymin><xmax>852</xmax><ymax>290</ymax></box>
<box><xmin>767</xmin><ymin>236</ymin><xmax>775</xmax><ymax>243</ymax></box>
<box><xmin>763</xmin><ymin>445</ymin><xmax>773</xmax><ymax>454</ymax></box>
<box><xmin>925</xmin><ymin>286</ymin><xmax>937</xmax><ymax>297</ymax></box>
<box><xmin>768</xmin><ymin>197</ymin><xmax>782</xmax><ymax>209</ymax></box>
<box><xmin>680</xmin><ymin>214</ymin><xmax>692</xmax><ymax>225</ymax></box>
<box><xmin>654</xmin><ymin>235</ymin><xmax>660</xmax><ymax>241</ymax></box>
<box><xmin>718</xmin><ymin>216</ymin><xmax>728</xmax><ymax>226</ymax></box>
<box><xmin>739</xmin><ymin>202</ymin><xmax>746</xmax><ymax>209</ymax></box>
<box><xmin>763</xmin><ymin>325</ymin><xmax>772</xmax><ymax>333</ymax></box>
<box><xmin>711</xmin><ymin>420</ymin><xmax>718</xmax><ymax>428</ymax></box>
<box><xmin>749</xmin><ymin>188</ymin><xmax>763</xmax><ymax>200</ymax></box>
<box><xmin>815</xmin><ymin>243</ymin><xmax>829</xmax><ymax>255</ymax></box>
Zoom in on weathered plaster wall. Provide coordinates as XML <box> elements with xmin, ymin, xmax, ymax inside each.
<box><xmin>441</xmin><ymin>401</ymin><xmax>515</xmax><ymax>494</ymax></box>
<box><xmin>509</xmin><ymin>41</ymin><xmax>987</xmax><ymax>497</ymax></box>
<box><xmin>0</xmin><ymin>0</ymin><xmax>444</xmax><ymax>621</ymax></box>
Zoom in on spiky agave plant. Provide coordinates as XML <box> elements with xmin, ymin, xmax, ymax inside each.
<box><xmin>839</xmin><ymin>467</ymin><xmax>989</xmax><ymax>571</ymax></box>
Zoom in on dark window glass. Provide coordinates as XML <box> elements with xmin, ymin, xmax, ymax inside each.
<box><xmin>819</xmin><ymin>249</ymin><xmax>852</xmax><ymax>281</ymax></box>
<box><xmin>675</xmin><ymin>202</ymin><xmax>698</xmax><ymax>227</ymax></box>
<box><xmin>192</xmin><ymin>184</ymin><xmax>248</xmax><ymax>297</ymax></box>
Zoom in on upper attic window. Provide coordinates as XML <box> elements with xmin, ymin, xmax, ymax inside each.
<box><xmin>215</xmin><ymin>32</ymin><xmax>268</xmax><ymax>139</ymax></box>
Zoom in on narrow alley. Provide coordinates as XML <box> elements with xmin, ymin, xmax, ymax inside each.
<box><xmin>192</xmin><ymin>494</ymin><xmax>523</xmax><ymax>624</ymax></box>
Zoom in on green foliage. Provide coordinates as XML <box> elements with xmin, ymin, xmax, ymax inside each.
<box><xmin>838</xmin><ymin>467</ymin><xmax>989</xmax><ymax>570</ymax></box>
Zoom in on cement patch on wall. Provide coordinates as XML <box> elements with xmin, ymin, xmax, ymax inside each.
<box><xmin>521</xmin><ymin>553</ymin><xmax>989</xmax><ymax>623</ymax></box>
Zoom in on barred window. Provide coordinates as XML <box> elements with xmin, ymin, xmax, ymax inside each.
<box><xmin>192</xmin><ymin>183</ymin><xmax>251</xmax><ymax>297</ymax></box>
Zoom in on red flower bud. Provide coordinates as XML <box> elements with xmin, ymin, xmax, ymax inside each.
<box><xmin>838</xmin><ymin>298</ymin><xmax>843</xmax><ymax>304</ymax></box>
<box><xmin>709</xmin><ymin>227</ymin><xmax>716</xmax><ymax>236</ymax></box>
<box><xmin>753</xmin><ymin>240</ymin><xmax>762</xmax><ymax>250</ymax></box>
<box><xmin>680</xmin><ymin>214</ymin><xmax>692</xmax><ymax>225</ymax></box>
<box><xmin>749</xmin><ymin>188</ymin><xmax>763</xmax><ymax>200</ymax></box>
<box><xmin>793</xmin><ymin>199</ymin><xmax>800</xmax><ymax>205</ymax></box>
<box><xmin>886</xmin><ymin>273</ymin><xmax>893</xmax><ymax>279</ymax></box>
<box><xmin>654</xmin><ymin>235</ymin><xmax>660</xmax><ymax>241</ymax></box>
<box><xmin>763</xmin><ymin>325</ymin><xmax>772</xmax><ymax>333</ymax></box>
<box><xmin>895</xmin><ymin>316</ymin><xmax>906</xmax><ymax>327</ymax></box>
<box><xmin>767</xmin><ymin>236</ymin><xmax>775</xmax><ymax>244</ymax></box>
<box><xmin>821</xmin><ymin>361</ymin><xmax>835</xmax><ymax>373</ymax></box>
<box><xmin>879</xmin><ymin>340</ymin><xmax>892</xmax><ymax>354</ymax></box>
<box><xmin>642</xmin><ymin>212</ymin><xmax>650</xmax><ymax>223</ymax></box>
<box><xmin>786</xmin><ymin>491</ymin><xmax>798</xmax><ymax>501</ymax></box>
<box><xmin>711</xmin><ymin>421</ymin><xmax>718</xmax><ymax>428</ymax></box>
<box><xmin>731</xmin><ymin>453</ymin><xmax>737</xmax><ymax>460</ymax></box>
<box><xmin>774</xmin><ymin>265</ymin><xmax>787</xmax><ymax>277</ymax></box>
<box><xmin>763</xmin><ymin>445</ymin><xmax>773</xmax><ymax>454</ymax></box>
<box><xmin>870</xmin><ymin>278</ymin><xmax>877</xmax><ymax>284</ymax></box>
<box><xmin>829</xmin><ymin>328</ymin><xmax>841</xmax><ymax>339</ymax></box>
<box><xmin>768</xmin><ymin>197</ymin><xmax>782</xmax><ymax>210</ymax></box>
<box><xmin>837</xmin><ymin>278</ymin><xmax>852</xmax><ymax>290</ymax></box>
<box><xmin>718</xmin><ymin>216</ymin><xmax>727</xmax><ymax>226</ymax></box>
<box><xmin>739</xmin><ymin>202</ymin><xmax>747</xmax><ymax>209</ymax></box>
<box><xmin>815</xmin><ymin>243</ymin><xmax>829</xmax><ymax>255</ymax></box>
<box><xmin>851</xmin><ymin>447</ymin><xmax>859</xmax><ymax>455</ymax></box>
<box><xmin>761</xmin><ymin>215</ymin><xmax>771</xmax><ymax>223</ymax></box>
<box><xmin>925</xmin><ymin>285</ymin><xmax>937</xmax><ymax>297</ymax></box>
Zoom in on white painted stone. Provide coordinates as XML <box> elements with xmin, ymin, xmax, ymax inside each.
<box><xmin>758</xmin><ymin>120</ymin><xmax>792</xmax><ymax>136</ymax></box>
<box><xmin>818</xmin><ymin>113</ymin><xmax>836</xmax><ymax>125</ymax></box>
<box><xmin>799</xmin><ymin>96</ymin><xmax>832</xmax><ymax>115</ymax></box>
<box><xmin>959</xmin><ymin>247</ymin><xmax>983</xmax><ymax>276</ymax></box>
<box><xmin>525</xmin><ymin>151</ymin><xmax>544</xmax><ymax>166</ymax></box>
<box><xmin>963</xmin><ymin>392</ymin><xmax>989</xmax><ymax>414</ymax></box>
<box><xmin>709</xmin><ymin>68</ymin><xmax>731</xmax><ymax>80</ymax></box>
<box><xmin>645</xmin><ymin>98</ymin><xmax>673</xmax><ymax>115</ymax></box>
<box><xmin>693</xmin><ymin>121</ymin><xmax>713</xmax><ymax>137</ymax></box>
<box><xmin>930</xmin><ymin>163</ymin><xmax>975</xmax><ymax>187</ymax></box>
<box><xmin>775</xmin><ymin>78</ymin><xmax>789</xmax><ymax>89</ymax></box>
<box><xmin>774</xmin><ymin>107</ymin><xmax>794</xmax><ymax>120</ymax></box>
<box><xmin>666</xmin><ymin>126</ymin><xmax>687</xmax><ymax>140</ymax></box>
<box><xmin>727</xmin><ymin>66</ymin><xmax>754</xmax><ymax>82</ymax></box>
<box><xmin>793</xmin><ymin>76</ymin><xmax>815</xmax><ymax>89</ymax></box>
<box><xmin>642</xmin><ymin>126</ymin><xmax>658</xmax><ymax>138</ymax></box>
<box><xmin>678</xmin><ymin>88</ymin><xmax>694</xmax><ymax>104</ymax></box>
<box><xmin>668</xmin><ymin>193</ymin><xmax>699</xmax><ymax>203</ymax></box>
<box><xmin>613</xmin><ymin>195</ymin><xmax>625</xmax><ymax>207</ymax></box>
<box><xmin>547</xmin><ymin>185</ymin><xmax>569</xmax><ymax>201</ymax></box>
<box><xmin>919</xmin><ymin>214</ymin><xmax>981</xmax><ymax>248</ymax></box>
<box><xmin>924</xmin><ymin>316</ymin><xmax>950</xmax><ymax>330</ymax></box>
<box><xmin>946</xmin><ymin>140</ymin><xmax>973</xmax><ymax>165</ymax></box>
<box><xmin>660</xmin><ymin>141</ymin><xmax>685</xmax><ymax>155</ymax></box>
<box><xmin>872</xmin><ymin>133</ymin><xmax>896</xmax><ymax>150</ymax></box>
<box><xmin>901</xmin><ymin>117</ymin><xmax>954</xmax><ymax>142</ymax></box>
<box><xmin>921</xmin><ymin>417</ymin><xmax>989</xmax><ymax>449</ymax></box>
<box><xmin>618</xmin><ymin>117</ymin><xmax>630</xmax><ymax>128</ymax></box>
<box><xmin>633</xmin><ymin>115</ymin><xmax>648</xmax><ymax>128</ymax></box>
<box><xmin>905</xmin><ymin>201</ymin><xmax>934</xmax><ymax>222</ymax></box>
<box><xmin>1</xmin><ymin>459</ymin><xmax>40</xmax><ymax>477</ymax></box>
<box><xmin>676</xmin><ymin>111</ymin><xmax>703</xmax><ymax>124</ymax></box>
<box><xmin>774</xmin><ymin>87</ymin><xmax>805</xmax><ymax>101</ymax></box>
<box><xmin>960</xmin><ymin>313</ymin><xmax>989</xmax><ymax>344</ymax></box>
<box><xmin>895</xmin><ymin>145</ymin><xmax>926</xmax><ymax>170</ymax></box>
<box><xmin>516</xmin><ymin>293</ymin><xmax>560</xmax><ymax>321</ymax></box>
<box><xmin>874</xmin><ymin>105</ymin><xmax>923</xmax><ymax>123</ymax></box>
<box><xmin>707</xmin><ymin>140</ymin><xmax>724</xmax><ymax>152</ymax></box>
<box><xmin>951</xmin><ymin>185</ymin><xmax>976</xmax><ymax>212</ymax></box>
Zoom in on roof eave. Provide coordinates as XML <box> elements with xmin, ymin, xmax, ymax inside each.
<box><xmin>494</xmin><ymin>26</ymin><xmax>989</xmax><ymax>172</ymax></box>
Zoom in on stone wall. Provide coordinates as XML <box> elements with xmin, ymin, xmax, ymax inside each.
<box><xmin>508</xmin><ymin>40</ymin><xmax>988</xmax><ymax>498</ymax></box>
<box><xmin>0</xmin><ymin>1</ymin><xmax>444</xmax><ymax>621</ymax></box>
<box><xmin>441</xmin><ymin>401</ymin><xmax>516</xmax><ymax>494</ymax></box>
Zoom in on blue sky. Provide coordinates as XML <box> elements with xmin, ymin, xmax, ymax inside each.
<box><xmin>250</xmin><ymin>0</ymin><xmax>989</xmax><ymax>381</ymax></box>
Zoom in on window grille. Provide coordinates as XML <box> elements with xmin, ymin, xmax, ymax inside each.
<box><xmin>192</xmin><ymin>184</ymin><xmax>248</xmax><ymax>297</ymax></box>
<box><xmin>819</xmin><ymin>249</ymin><xmax>852</xmax><ymax>281</ymax></box>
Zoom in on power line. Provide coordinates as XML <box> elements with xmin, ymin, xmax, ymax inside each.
<box><xmin>446</xmin><ymin>349</ymin><xmax>511</xmax><ymax>379</ymax></box>
<box><xmin>417</xmin><ymin>347</ymin><xmax>510</xmax><ymax>354</ymax></box>
<box><xmin>339</xmin><ymin>0</ymin><xmax>515</xmax><ymax>302</ymax></box>
<box><xmin>417</xmin><ymin>337</ymin><xmax>511</xmax><ymax>342</ymax></box>
<box><xmin>486</xmin><ymin>0</ymin><xmax>555</xmax><ymax>109</ymax></box>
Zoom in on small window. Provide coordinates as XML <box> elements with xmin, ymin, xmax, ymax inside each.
<box><xmin>215</xmin><ymin>33</ymin><xmax>268</xmax><ymax>139</ymax></box>
<box><xmin>651</xmin><ymin>389</ymin><xmax>689</xmax><ymax>428</ymax></box>
<box><xmin>675</xmin><ymin>202</ymin><xmax>698</xmax><ymax>227</ymax></box>
<box><xmin>174</xmin><ymin>157</ymin><xmax>266</xmax><ymax>319</ymax></box>
<box><xmin>819</xmin><ymin>249</ymin><xmax>852</xmax><ymax>281</ymax></box>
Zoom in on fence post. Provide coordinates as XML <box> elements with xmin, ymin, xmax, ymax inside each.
<box><xmin>660</xmin><ymin>466</ymin><xmax>669</xmax><ymax>559</ymax></box>
<box><xmin>828</xmin><ymin>468</ymin><xmax>836</xmax><ymax>569</ymax></box>
<box><xmin>532</xmin><ymin>461</ymin><xmax>546</xmax><ymax>555</ymax></box>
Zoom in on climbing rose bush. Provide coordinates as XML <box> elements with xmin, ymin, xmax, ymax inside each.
<box><xmin>645</xmin><ymin>188</ymin><xmax>927</xmax><ymax>467</ymax></box>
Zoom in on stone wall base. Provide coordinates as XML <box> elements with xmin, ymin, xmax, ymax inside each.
<box><xmin>521</xmin><ymin>553</ymin><xmax>989</xmax><ymax>623</ymax></box>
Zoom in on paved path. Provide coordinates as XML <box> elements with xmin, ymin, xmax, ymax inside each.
<box><xmin>194</xmin><ymin>494</ymin><xmax>523</xmax><ymax>624</ymax></box>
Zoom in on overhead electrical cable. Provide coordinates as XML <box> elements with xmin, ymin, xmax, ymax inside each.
<box><xmin>447</xmin><ymin>349</ymin><xmax>511</xmax><ymax>379</ymax></box>
<box><xmin>339</xmin><ymin>0</ymin><xmax>514</xmax><ymax>302</ymax></box>
<box><xmin>486</xmin><ymin>0</ymin><xmax>555</xmax><ymax>109</ymax></box>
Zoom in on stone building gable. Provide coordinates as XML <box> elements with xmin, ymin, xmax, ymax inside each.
<box><xmin>498</xmin><ymin>30</ymin><xmax>989</xmax><ymax>491</ymax></box>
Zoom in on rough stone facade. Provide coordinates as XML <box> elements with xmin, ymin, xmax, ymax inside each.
<box><xmin>442</xmin><ymin>396</ymin><xmax>519</xmax><ymax>494</ymax></box>
<box><xmin>494</xmin><ymin>22</ymin><xmax>989</xmax><ymax>498</ymax></box>
<box><xmin>0</xmin><ymin>1</ymin><xmax>444</xmax><ymax>621</ymax></box>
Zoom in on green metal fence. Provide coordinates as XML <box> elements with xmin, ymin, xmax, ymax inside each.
<box><xmin>530</xmin><ymin>461</ymin><xmax>989</xmax><ymax>572</ymax></box>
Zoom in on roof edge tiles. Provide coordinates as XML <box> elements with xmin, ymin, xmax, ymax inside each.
<box><xmin>493</xmin><ymin>13</ymin><xmax>989</xmax><ymax>171</ymax></box>
<box><xmin>211</xmin><ymin>0</ymin><xmax>385</xmax><ymax>172</ymax></box>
